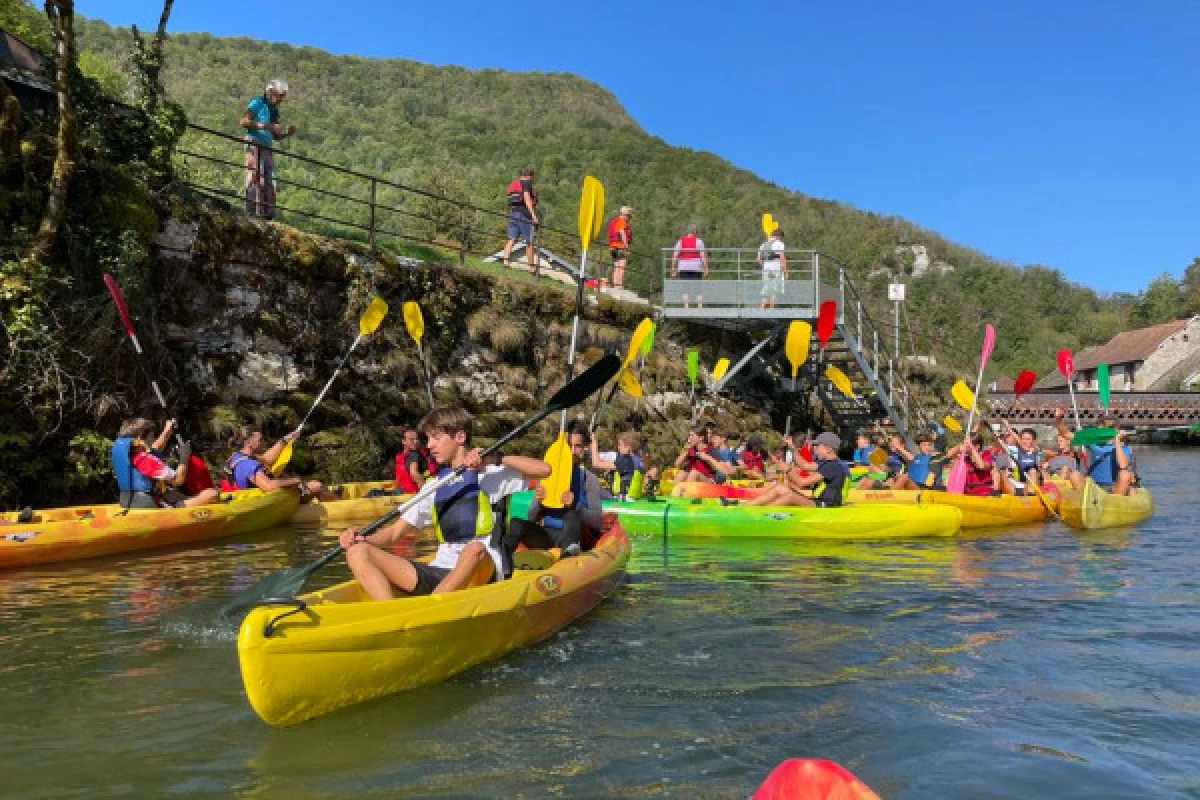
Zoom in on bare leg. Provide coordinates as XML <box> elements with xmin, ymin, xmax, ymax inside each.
<box><xmin>1068</xmin><ymin>470</ymin><xmax>1085</xmax><ymax>490</ymax></box>
<box><xmin>1112</xmin><ymin>469</ymin><xmax>1133</xmax><ymax>496</ymax></box>
<box><xmin>433</xmin><ymin>541</ymin><xmax>488</xmax><ymax>593</ymax></box>
<box><xmin>183</xmin><ymin>488</ymin><xmax>221</xmax><ymax>507</ymax></box>
<box><xmin>613</xmin><ymin>262</ymin><xmax>625</xmax><ymax>288</ymax></box>
<box><xmin>501</xmin><ymin>237</ymin><xmax>516</xmax><ymax>267</ymax></box>
<box><xmin>345</xmin><ymin>544</ymin><xmax>420</xmax><ymax>601</ymax></box>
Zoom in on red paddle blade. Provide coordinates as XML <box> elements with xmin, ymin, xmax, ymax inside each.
<box><xmin>753</xmin><ymin>759</ymin><xmax>881</xmax><ymax>800</ymax></box>
<box><xmin>816</xmin><ymin>301</ymin><xmax>837</xmax><ymax>346</ymax></box>
<box><xmin>1013</xmin><ymin>369</ymin><xmax>1037</xmax><ymax>396</ymax></box>
<box><xmin>103</xmin><ymin>273</ymin><xmax>136</xmax><ymax>337</ymax></box>
<box><xmin>1056</xmin><ymin>348</ymin><xmax>1074</xmax><ymax>377</ymax></box>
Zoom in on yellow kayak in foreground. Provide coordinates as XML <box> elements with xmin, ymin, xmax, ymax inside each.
<box><xmin>291</xmin><ymin>481</ymin><xmax>412</xmax><ymax>525</ymax></box>
<box><xmin>1058</xmin><ymin>478</ymin><xmax>1153</xmax><ymax>530</ymax></box>
<box><xmin>237</xmin><ymin>522</ymin><xmax>631</xmax><ymax>726</ymax></box>
<box><xmin>0</xmin><ymin>490</ymin><xmax>298</xmax><ymax>568</ymax></box>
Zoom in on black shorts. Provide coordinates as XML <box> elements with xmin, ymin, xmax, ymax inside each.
<box><xmin>610</xmin><ymin>248</ymin><xmax>627</xmax><ymax>261</ymax></box>
<box><xmin>410</xmin><ymin>561</ymin><xmax>452</xmax><ymax>595</ymax></box>
<box><xmin>678</xmin><ymin>271</ymin><xmax>703</xmax><ymax>281</ymax></box>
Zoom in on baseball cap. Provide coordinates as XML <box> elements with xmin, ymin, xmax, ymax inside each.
<box><xmin>620</xmin><ymin>205</ymin><xmax>633</xmax><ymax>214</ymax></box>
<box><xmin>814</xmin><ymin>432</ymin><xmax>841</xmax><ymax>450</ymax></box>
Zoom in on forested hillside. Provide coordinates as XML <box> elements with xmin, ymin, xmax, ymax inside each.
<box><xmin>65</xmin><ymin>15</ymin><xmax>1198</xmax><ymax>376</ymax></box>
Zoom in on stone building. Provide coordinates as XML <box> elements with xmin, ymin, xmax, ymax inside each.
<box><xmin>1035</xmin><ymin>316</ymin><xmax>1200</xmax><ymax>392</ymax></box>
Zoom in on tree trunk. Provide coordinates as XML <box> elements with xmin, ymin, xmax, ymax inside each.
<box><xmin>131</xmin><ymin>0</ymin><xmax>175</xmax><ymax>113</ymax></box>
<box><xmin>30</xmin><ymin>0</ymin><xmax>78</xmax><ymax>263</ymax></box>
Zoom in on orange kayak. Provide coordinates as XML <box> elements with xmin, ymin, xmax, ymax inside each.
<box><xmin>0</xmin><ymin>489</ymin><xmax>298</xmax><ymax>568</ymax></box>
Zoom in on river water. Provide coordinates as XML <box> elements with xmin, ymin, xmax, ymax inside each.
<box><xmin>1</xmin><ymin>450</ymin><xmax>1196</xmax><ymax>798</ymax></box>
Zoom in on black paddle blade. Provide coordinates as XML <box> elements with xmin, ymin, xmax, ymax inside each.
<box><xmin>219</xmin><ymin>545</ymin><xmax>341</xmax><ymax>621</ymax></box>
<box><xmin>548</xmin><ymin>353</ymin><xmax>621</xmax><ymax>412</ymax></box>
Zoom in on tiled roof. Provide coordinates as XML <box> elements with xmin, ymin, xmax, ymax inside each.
<box><xmin>1033</xmin><ymin>319</ymin><xmax>1192</xmax><ymax>389</ymax></box>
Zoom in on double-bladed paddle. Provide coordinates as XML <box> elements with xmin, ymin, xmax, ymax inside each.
<box><xmin>271</xmin><ymin>296</ymin><xmax>389</xmax><ymax>474</ymax></box>
<box><xmin>946</xmin><ymin>323</ymin><xmax>995</xmax><ymax>494</ymax></box>
<box><xmin>220</xmin><ymin>352</ymin><xmax>622</xmax><ymax>619</ymax></box>
<box><xmin>1057</xmin><ymin>348</ymin><xmax>1082</xmax><ymax>431</ymax></box>
<box><xmin>403</xmin><ymin>301</ymin><xmax>435</xmax><ymax>411</ymax></box>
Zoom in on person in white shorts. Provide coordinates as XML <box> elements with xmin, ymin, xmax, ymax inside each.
<box><xmin>757</xmin><ymin>227</ymin><xmax>787</xmax><ymax>309</ymax></box>
<box><xmin>670</xmin><ymin>223</ymin><xmax>708</xmax><ymax>309</ymax></box>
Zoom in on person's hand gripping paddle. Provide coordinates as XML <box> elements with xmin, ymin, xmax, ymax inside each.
<box><xmin>946</xmin><ymin>323</ymin><xmax>995</xmax><ymax>494</ymax></box>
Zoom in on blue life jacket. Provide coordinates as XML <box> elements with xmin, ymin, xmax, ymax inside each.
<box><xmin>112</xmin><ymin>437</ymin><xmax>155</xmax><ymax>494</ymax></box>
<box><xmin>815</xmin><ymin>459</ymin><xmax>850</xmax><ymax>506</ymax></box>
<box><xmin>1014</xmin><ymin>448</ymin><xmax>1040</xmax><ymax>481</ymax></box>
<box><xmin>907</xmin><ymin>453</ymin><xmax>933</xmax><ymax>485</ymax></box>
<box><xmin>429</xmin><ymin>468</ymin><xmax>495</xmax><ymax>544</ymax></box>
<box><xmin>541</xmin><ymin>465</ymin><xmax>586</xmax><ymax>530</ymax></box>
<box><xmin>1087</xmin><ymin>444</ymin><xmax>1133</xmax><ymax>485</ymax></box>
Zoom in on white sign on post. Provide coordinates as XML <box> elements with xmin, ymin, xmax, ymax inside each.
<box><xmin>888</xmin><ymin>283</ymin><xmax>906</xmax><ymax>302</ymax></box>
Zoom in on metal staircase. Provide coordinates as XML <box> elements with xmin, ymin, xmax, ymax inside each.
<box><xmin>660</xmin><ymin>249</ymin><xmax>929</xmax><ymax>448</ymax></box>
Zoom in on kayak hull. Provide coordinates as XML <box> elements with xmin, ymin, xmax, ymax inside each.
<box><xmin>665</xmin><ymin>481</ymin><xmax>922</xmax><ymax>506</ymax></box>
<box><xmin>1058</xmin><ymin>478</ymin><xmax>1153</xmax><ymax>530</ymax></box>
<box><xmin>236</xmin><ymin>522</ymin><xmax>630</xmax><ymax>726</ymax></box>
<box><xmin>918</xmin><ymin>490</ymin><xmax>1049</xmax><ymax>528</ymax></box>
<box><xmin>290</xmin><ymin>481</ymin><xmax>412</xmax><ymax>525</ymax></box>
<box><xmin>0</xmin><ymin>490</ymin><xmax>298</xmax><ymax>568</ymax></box>
<box><xmin>509</xmin><ymin>491</ymin><xmax>960</xmax><ymax>539</ymax></box>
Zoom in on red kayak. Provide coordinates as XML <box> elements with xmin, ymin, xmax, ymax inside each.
<box><xmin>753</xmin><ymin>759</ymin><xmax>881</xmax><ymax>800</ymax></box>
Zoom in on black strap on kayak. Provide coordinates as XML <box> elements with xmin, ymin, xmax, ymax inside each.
<box><xmin>259</xmin><ymin>598</ymin><xmax>310</xmax><ymax>637</ymax></box>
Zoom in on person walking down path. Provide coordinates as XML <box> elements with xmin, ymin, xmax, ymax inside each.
<box><xmin>607</xmin><ymin>206</ymin><xmax>633</xmax><ymax>289</ymax></box>
<box><xmin>670</xmin><ymin>223</ymin><xmax>708</xmax><ymax>309</ymax></box>
<box><xmin>501</xmin><ymin>167</ymin><xmax>540</xmax><ymax>277</ymax></box>
<box><xmin>757</xmin><ymin>226</ymin><xmax>787</xmax><ymax>309</ymax></box>
<box><xmin>240</xmin><ymin>79</ymin><xmax>296</xmax><ymax>219</ymax></box>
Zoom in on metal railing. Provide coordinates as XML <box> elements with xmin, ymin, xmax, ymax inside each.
<box><xmin>175</xmin><ymin>122</ymin><xmax>664</xmax><ymax>296</ymax></box>
<box><xmin>658</xmin><ymin>248</ymin><xmax>843</xmax><ymax>318</ymax></box>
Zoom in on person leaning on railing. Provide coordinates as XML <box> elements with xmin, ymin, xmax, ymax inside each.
<box><xmin>670</xmin><ymin>223</ymin><xmax>708</xmax><ymax>309</ymax></box>
<box><xmin>240</xmin><ymin>79</ymin><xmax>297</xmax><ymax>219</ymax></box>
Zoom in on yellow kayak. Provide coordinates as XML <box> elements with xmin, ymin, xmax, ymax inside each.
<box><xmin>291</xmin><ymin>481</ymin><xmax>412</xmax><ymax>525</ymax></box>
<box><xmin>237</xmin><ymin>522</ymin><xmax>631</xmax><ymax>726</ymax></box>
<box><xmin>1058</xmin><ymin>478</ymin><xmax>1153</xmax><ymax>530</ymax></box>
<box><xmin>918</xmin><ymin>490</ymin><xmax>1050</xmax><ymax>529</ymax></box>
<box><xmin>0</xmin><ymin>489</ymin><xmax>298</xmax><ymax>568</ymax></box>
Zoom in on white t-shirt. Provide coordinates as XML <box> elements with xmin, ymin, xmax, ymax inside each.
<box><xmin>402</xmin><ymin>464</ymin><xmax>528</xmax><ymax>573</ymax></box>
<box><xmin>759</xmin><ymin>238</ymin><xmax>785</xmax><ymax>271</ymax></box>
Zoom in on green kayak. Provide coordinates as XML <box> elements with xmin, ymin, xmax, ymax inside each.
<box><xmin>507</xmin><ymin>491</ymin><xmax>961</xmax><ymax>540</ymax></box>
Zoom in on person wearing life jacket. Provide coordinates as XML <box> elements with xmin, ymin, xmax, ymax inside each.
<box><xmin>221</xmin><ymin>425</ymin><xmax>332</xmax><ymax>498</ymax></box>
<box><xmin>394</xmin><ymin>426</ymin><xmax>436</xmax><ymax>494</ymax></box>
<box><xmin>1062</xmin><ymin>415</ymin><xmax>1137</xmax><ymax>496</ymax></box>
<box><xmin>500</xmin><ymin>422</ymin><xmax>605</xmax><ymax>576</ymax></box>
<box><xmin>500</xmin><ymin>166</ymin><xmax>540</xmax><ymax>276</ymax></box>
<box><xmin>111</xmin><ymin>418</ymin><xmax>220</xmax><ymax>509</ymax></box>
<box><xmin>756</xmin><ymin>226</ymin><xmax>788</xmax><ymax>309</ymax></box>
<box><xmin>669</xmin><ymin>223</ymin><xmax>708</xmax><ymax>309</ymax></box>
<box><xmin>890</xmin><ymin>432</ymin><xmax>940</xmax><ymax>489</ymax></box>
<box><xmin>738</xmin><ymin>435</ymin><xmax>768</xmax><ymax>480</ymax></box>
<box><xmin>1043</xmin><ymin>430</ymin><xmax>1080</xmax><ymax>479</ymax></box>
<box><xmin>672</xmin><ymin>427</ymin><xmax>722</xmax><ymax>486</ymax></box>
<box><xmin>856</xmin><ymin>432</ymin><xmax>918</xmax><ymax>490</ymax></box>
<box><xmin>339</xmin><ymin>406</ymin><xmax>550</xmax><ymax>599</ymax></box>
<box><xmin>945</xmin><ymin>434</ymin><xmax>1002</xmax><ymax>496</ymax></box>
<box><xmin>742</xmin><ymin>432</ymin><xmax>850</xmax><ymax>508</ymax></box>
<box><xmin>995</xmin><ymin>421</ymin><xmax>1043</xmax><ymax>495</ymax></box>
<box><xmin>607</xmin><ymin>205</ymin><xmax>633</xmax><ymax>290</ymax></box>
<box><xmin>590</xmin><ymin>430</ymin><xmax>645</xmax><ymax>500</ymax></box>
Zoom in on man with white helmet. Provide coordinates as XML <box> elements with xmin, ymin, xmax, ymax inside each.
<box><xmin>240</xmin><ymin>79</ymin><xmax>296</xmax><ymax>218</ymax></box>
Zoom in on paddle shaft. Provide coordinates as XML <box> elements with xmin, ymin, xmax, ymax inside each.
<box><xmin>416</xmin><ymin>342</ymin><xmax>435</xmax><ymax>411</ymax></box>
<box><xmin>560</xmin><ymin>247</ymin><xmax>590</xmax><ymax>430</ymax></box>
<box><xmin>1065</xmin><ymin>375</ymin><xmax>1082</xmax><ymax>431</ymax></box>
<box><xmin>298</xmin><ymin>333</ymin><xmax>363</xmax><ymax>431</ymax></box>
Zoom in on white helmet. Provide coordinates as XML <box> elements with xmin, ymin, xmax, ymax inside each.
<box><xmin>265</xmin><ymin>79</ymin><xmax>290</xmax><ymax>95</ymax></box>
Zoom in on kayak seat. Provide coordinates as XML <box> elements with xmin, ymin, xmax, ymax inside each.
<box><xmin>512</xmin><ymin>548</ymin><xmax>561</xmax><ymax>571</ymax></box>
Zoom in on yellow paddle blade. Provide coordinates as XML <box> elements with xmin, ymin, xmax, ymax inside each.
<box><xmin>269</xmin><ymin>440</ymin><xmax>293</xmax><ymax>476</ymax></box>
<box><xmin>359</xmin><ymin>296</ymin><xmax>389</xmax><ymax>336</ymax></box>
<box><xmin>577</xmin><ymin>176</ymin><xmax>604</xmax><ymax>251</ymax></box>
<box><xmin>825</xmin><ymin>365</ymin><xmax>855</xmax><ymax>398</ymax></box>
<box><xmin>402</xmin><ymin>301</ymin><xmax>424</xmax><ymax>344</ymax></box>
<box><xmin>625</xmin><ymin>317</ymin><xmax>654</xmax><ymax>369</ymax></box>
<box><xmin>618</xmin><ymin>369</ymin><xmax>643</xmax><ymax>398</ymax></box>
<box><xmin>712</xmin><ymin>357</ymin><xmax>730</xmax><ymax>383</ymax></box>
<box><xmin>639</xmin><ymin>322</ymin><xmax>656</xmax><ymax>358</ymax></box>
<box><xmin>761</xmin><ymin>212</ymin><xmax>776</xmax><ymax>237</ymax></box>
<box><xmin>540</xmin><ymin>432</ymin><xmax>573</xmax><ymax>509</ymax></box>
<box><xmin>868</xmin><ymin>447</ymin><xmax>889</xmax><ymax>468</ymax></box>
<box><xmin>951</xmin><ymin>379</ymin><xmax>975</xmax><ymax>411</ymax></box>
<box><xmin>943</xmin><ymin>415</ymin><xmax>963</xmax><ymax>433</ymax></box>
<box><xmin>786</xmin><ymin>320</ymin><xmax>812</xmax><ymax>378</ymax></box>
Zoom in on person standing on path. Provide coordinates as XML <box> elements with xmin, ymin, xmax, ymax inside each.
<box><xmin>607</xmin><ymin>205</ymin><xmax>633</xmax><ymax>289</ymax></box>
<box><xmin>240</xmin><ymin>79</ymin><xmax>296</xmax><ymax>219</ymax></box>
<box><xmin>670</xmin><ymin>223</ymin><xmax>708</xmax><ymax>308</ymax></box>
<box><xmin>501</xmin><ymin>167</ymin><xmax>540</xmax><ymax>277</ymax></box>
<box><xmin>757</xmin><ymin>226</ymin><xmax>787</xmax><ymax>309</ymax></box>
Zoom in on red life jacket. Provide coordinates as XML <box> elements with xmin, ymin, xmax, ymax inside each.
<box><xmin>182</xmin><ymin>454</ymin><xmax>215</xmax><ymax>495</ymax></box>
<box><xmin>740</xmin><ymin>449</ymin><xmax>765</xmax><ymax>473</ymax></box>
<box><xmin>395</xmin><ymin>448</ymin><xmax>434</xmax><ymax>493</ymax></box>
<box><xmin>507</xmin><ymin>179</ymin><xmax>535</xmax><ymax>212</ymax></box>
<box><xmin>678</xmin><ymin>234</ymin><xmax>701</xmax><ymax>260</ymax></box>
<box><xmin>607</xmin><ymin>216</ymin><xmax>630</xmax><ymax>247</ymax></box>
<box><xmin>684</xmin><ymin>446</ymin><xmax>715</xmax><ymax>478</ymax></box>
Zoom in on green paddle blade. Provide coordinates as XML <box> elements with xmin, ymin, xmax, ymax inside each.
<box><xmin>1097</xmin><ymin>363</ymin><xmax>1110</xmax><ymax>409</ymax></box>
<box><xmin>640</xmin><ymin>322</ymin><xmax>656</xmax><ymax>358</ymax></box>
<box><xmin>686</xmin><ymin>349</ymin><xmax>698</xmax><ymax>386</ymax></box>
<box><xmin>625</xmin><ymin>317</ymin><xmax>653</xmax><ymax>368</ymax></box>
<box><xmin>1071</xmin><ymin>426</ymin><xmax>1117</xmax><ymax>446</ymax></box>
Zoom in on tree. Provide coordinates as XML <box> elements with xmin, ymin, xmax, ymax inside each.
<box><xmin>1131</xmin><ymin>272</ymin><xmax>1185</xmax><ymax>326</ymax></box>
<box><xmin>30</xmin><ymin>0</ymin><xmax>78</xmax><ymax>263</ymax></box>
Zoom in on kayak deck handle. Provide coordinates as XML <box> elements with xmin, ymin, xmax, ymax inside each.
<box><xmin>253</xmin><ymin>597</ymin><xmax>310</xmax><ymax>637</ymax></box>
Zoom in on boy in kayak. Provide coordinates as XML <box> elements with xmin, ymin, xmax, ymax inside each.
<box><xmin>111</xmin><ymin>418</ymin><xmax>221</xmax><ymax>508</ymax></box>
<box><xmin>672</xmin><ymin>428</ymin><xmax>722</xmax><ymax>486</ymax></box>
<box><xmin>222</xmin><ymin>425</ymin><xmax>333</xmax><ymax>498</ymax></box>
<box><xmin>500</xmin><ymin>422</ymin><xmax>605</xmax><ymax>574</ymax></box>
<box><xmin>738</xmin><ymin>435</ymin><xmax>769</xmax><ymax>480</ymax></box>
<box><xmin>1058</xmin><ymin>412</ymin><xmax>1137</xmax><ymax>496</ymax></box>
<box><xmin>339</xmin><ymin>407</ymin><xmax>551</xmax><ymax>599</ymax></box>
<box><xmin>1043</xmin><ymin>430</ymin><xmax>1079</xmax><ymax>479</ymax></box>
<box><xmin>889</xmin><ymin>432</ymin><xmax>938</xmax><ymax>489</ymax></box>
<box><xmin>742</xmin><ymin>432</ymin><xmax>849</xmax><ymax>508</ymax></box>
<box><xmin>590</xmin><ymin>430</ymin><xmax>644</xmax><ymax>500</ymax></box>
<box><xmin>996</xmin><ymin>420</ymin><xmax>1043</xmax><ymax>495</ymax></box>
<box><xmin>945</xmin><ymin>434</ymin><xmax>1002</xmax><ymax>496</ymax></box>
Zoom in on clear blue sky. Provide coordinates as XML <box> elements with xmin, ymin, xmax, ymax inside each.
<box><xmin>81</xmin><ymin>0</ymin><xmax>1198</xmax><ymax>294</ymax></box>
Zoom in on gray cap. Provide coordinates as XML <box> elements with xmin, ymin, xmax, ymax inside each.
<box><xmin>814</xmin><ymin>432</ymin><xmax>841</xmax><ymax>450</ymax></box>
